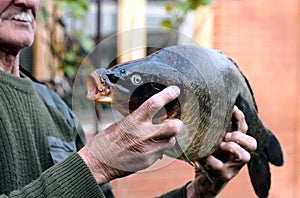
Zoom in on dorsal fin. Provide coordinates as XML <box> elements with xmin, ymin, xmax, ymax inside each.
<box><xmin>226</xmin><ymin>56</ymin><xmax>258</xmax><ymax>111</ymax></box>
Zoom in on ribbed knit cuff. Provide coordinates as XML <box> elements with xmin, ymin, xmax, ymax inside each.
<box><xmin>46</xmin><ymin>152</ymin><xmax>105</xmax><ymax>197</ymax></box>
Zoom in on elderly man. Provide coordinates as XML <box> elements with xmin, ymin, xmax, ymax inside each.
<box><xmin>0</xmin><ymin>0</ymin><xmax>256</xmax><ymax>197</ymax></box>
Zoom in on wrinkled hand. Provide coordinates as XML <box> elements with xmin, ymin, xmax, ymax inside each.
<box><xmin>78</xmin><ymin>86</ymin><xmax>183</xmax><ymax>185</ymax></box>
<box><xmin>187</xmin><ymin>106</ymin><xmax>257</xmax><ymax>198</ymax></box>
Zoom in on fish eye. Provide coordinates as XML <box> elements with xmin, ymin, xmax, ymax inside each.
<box><xmin>120</xmin><ymin>69</ymin><xmax>126</xmax><ymax>74</ymax></box>
<box><xmin>131</xmin><ymin>74</ymin><xmax>143</xmax><ymax>85</ymax></box>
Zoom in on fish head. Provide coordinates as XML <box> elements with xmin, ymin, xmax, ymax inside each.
<box><xmin>87</xmin><ymin>60</ymin><xmax>185</xmax><ymax>118</ymax></box>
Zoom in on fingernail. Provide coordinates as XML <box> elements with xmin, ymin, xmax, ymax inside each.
<box><xmin>233</xmin><ymin>106</ymin><xmax>239</xmax><ymax>111</ymax></box>
<box><xmin>168</xmin><ymin>86</ymin><xmax>180</xmax><ymax>95</ymax></box>
<box><xmin>220</xmin><ymin>142</ymin><xmax>226</xmax><ymax>147</ymax></box>
<box><xmin>224</xmin><ymin>133</ymin><xmax>232</xmax><ymax>140</ymax></box>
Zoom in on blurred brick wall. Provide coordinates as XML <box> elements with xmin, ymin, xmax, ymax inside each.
<box><xmin>111</xmin><ymin>0</ymin><xmax>300</xmax><ymax>197</ymax></box>
<box><xmin>213</xmin><ymin>0</ymin><xmax>299</xmax><ymax>197</ymax></box>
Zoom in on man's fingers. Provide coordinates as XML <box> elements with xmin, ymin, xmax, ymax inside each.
<box><xmin>219</xmin><ymin>141</ymin><xmax>251</xmax><ymax>164</ymax></box>
<box><xmin>150</xmin><ymin>119</ymin><xmax>183</xmax><ymax>141</ymax></box>
<box><xmin>224</xmin><ymin>132</ymin><xmax>257</xmax><ymax>152</ymax></box>
<box><xmin>232</xmin><ymin>106</ymin><xmax>248</xmax><ymax>133</ymax></box>
<box><xmin>149</xmin><ymin>136</ymin><xmax>177</xmax><ymax>151</ymax></box>
<box><xmin>134</xmin><ymin>86</ymin><xmax>180</xmax><ymax>120</ymax></box>
<box><xmin>204</xmin><ymin>155</ymin><xmax>224</xmax><ymax>172</ymax></box>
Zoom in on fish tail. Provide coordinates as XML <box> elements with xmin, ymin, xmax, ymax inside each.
<box><xmin>248</xmin><ymin>129</ymin><xmax>283</xmax><ymax>198</ymax></box>
<box><xmin>248</xmin><ymin>152</ymin><xmax>270</xmax><ymax>198</ymax></box>
<box><xmin>264</xmin><ymin>129</ymin><xmax>284</xmax><ymax>166</ymax></box>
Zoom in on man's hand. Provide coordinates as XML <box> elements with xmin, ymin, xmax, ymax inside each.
<box><xmin>78</xmin><ymin>86</ymin><xmax>184</xmax><ymax>185</ymax></box>
<box><xmin>187</xmin><ymin>106</ymin><xmax>257</xmax><ymax>198</ymax></box>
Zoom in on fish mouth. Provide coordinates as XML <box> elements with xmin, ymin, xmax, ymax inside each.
<box><xmin>87</xmin><ymin>70</ymin><xmax>182</xmax><ymax>119</ymax></box>
<box><xmin>86</xmin><ymin>72</ymin><xmax>112</xmax><ymax>104</ymax></box>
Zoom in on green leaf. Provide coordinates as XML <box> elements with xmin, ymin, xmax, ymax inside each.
<box><xmin>78</xmin><ymin>36</ymin><xmax>95</xmax><ymax>52</ymax></box>
<box><xmin>175</xmin><ymin>2</ymin><xmax>190</xmax><ymax>14</ymax></box>
<box><xmin>160</xmin><ymin>19</ymin><xmax>173</xmax><ymax>28</ymax></box>
<box><xmin>64</xmin><ymin>64</ymin><xmax>77</xmax><ymax>78</ymax></box>
<box><xmin>65</xmin><ymin>50</ymin><xmax>77</xmax><ymax>62</ymax></box>
<box><xmin>39</xmin><ymin>8</ymin><xmax>48</xmax><ymax>21</ymax></box>
<box><xmin>55</xmin><ymin>0</ymin><xmax>88</xmax><ymax>18</ymax></box>
<box><xmin>198</xmin><ymin>0</ymin><xmax>216</xmax><ymax>6</ymax></box>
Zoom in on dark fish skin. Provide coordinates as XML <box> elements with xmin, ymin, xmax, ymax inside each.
<box><xmin>87</xmin><ymin>46</ymin><xmax>283</xmax><ymax>198</ymax></box>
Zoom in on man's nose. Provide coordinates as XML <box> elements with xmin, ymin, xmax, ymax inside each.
<box><xmin>13</xmin><ymin>0</ymin><xmax>41</xmax><ymax>17</ymax></box>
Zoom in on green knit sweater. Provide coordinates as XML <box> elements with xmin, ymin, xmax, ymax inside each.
<box><xmin>0</xmin><ymin>70</ymin><xmax>105</xmax><ymax>197</ymax></box>
<box><xmin>0</xmin><ymin>70</ymin><xmax>187</xmax><ymax>197</ymax></box>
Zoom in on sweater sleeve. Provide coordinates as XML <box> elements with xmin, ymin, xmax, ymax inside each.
<box><xmin>0</xmin><ymin>153</ymin><xmax>105</xmax><ymax>198</ymax></box>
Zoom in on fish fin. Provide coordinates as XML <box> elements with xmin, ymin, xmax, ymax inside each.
<box><xmin>248</xmin><ymin>130</ymin><xmax>283</xmax><ymax>198</ymax></box>
<box><xmin>226</xmin><ymin>57</ymin><xmax>258</xmax><ymax>111</ymax></box>
<box><xmin>265</xmin><ymin>130</ymin><xmax>284</xmax><ymax>166</ymax></box>
<box><xmin>248</xmin><ymin>153</ymin><xmax>270</xmax><ymax>198</ymax></box>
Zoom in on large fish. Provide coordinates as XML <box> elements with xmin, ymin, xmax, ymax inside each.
<box><xmin>86</xmin><ymin>46</ymin><xmax>283</xmax><ymax>197</ymax></box>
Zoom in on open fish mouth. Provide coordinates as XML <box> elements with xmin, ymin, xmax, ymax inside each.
<box><xmin>87</xmin><ymin>69</ymin><xmax>182</xmax><ymax>119</ymax></box>
<box><xmin>86</xmin><ymin>72</ymin><xmax>112</xmax><ymax>104</ymax></box>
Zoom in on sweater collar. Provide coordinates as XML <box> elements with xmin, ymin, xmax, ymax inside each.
<box><xmin>0</xmin><ymin>69</ymin><xmax>35</xmax><ymax>93</ymax></box>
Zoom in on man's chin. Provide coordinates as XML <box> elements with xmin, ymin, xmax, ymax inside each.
<box><xmin>1</xmin><ymin>28</ymin><xmax>35</xmax><ymax>47</ymax></box>
<box><xmin>0</xmin><ymin>39</ymin><xmax>34</xmax><ymax>54</ymax></box>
